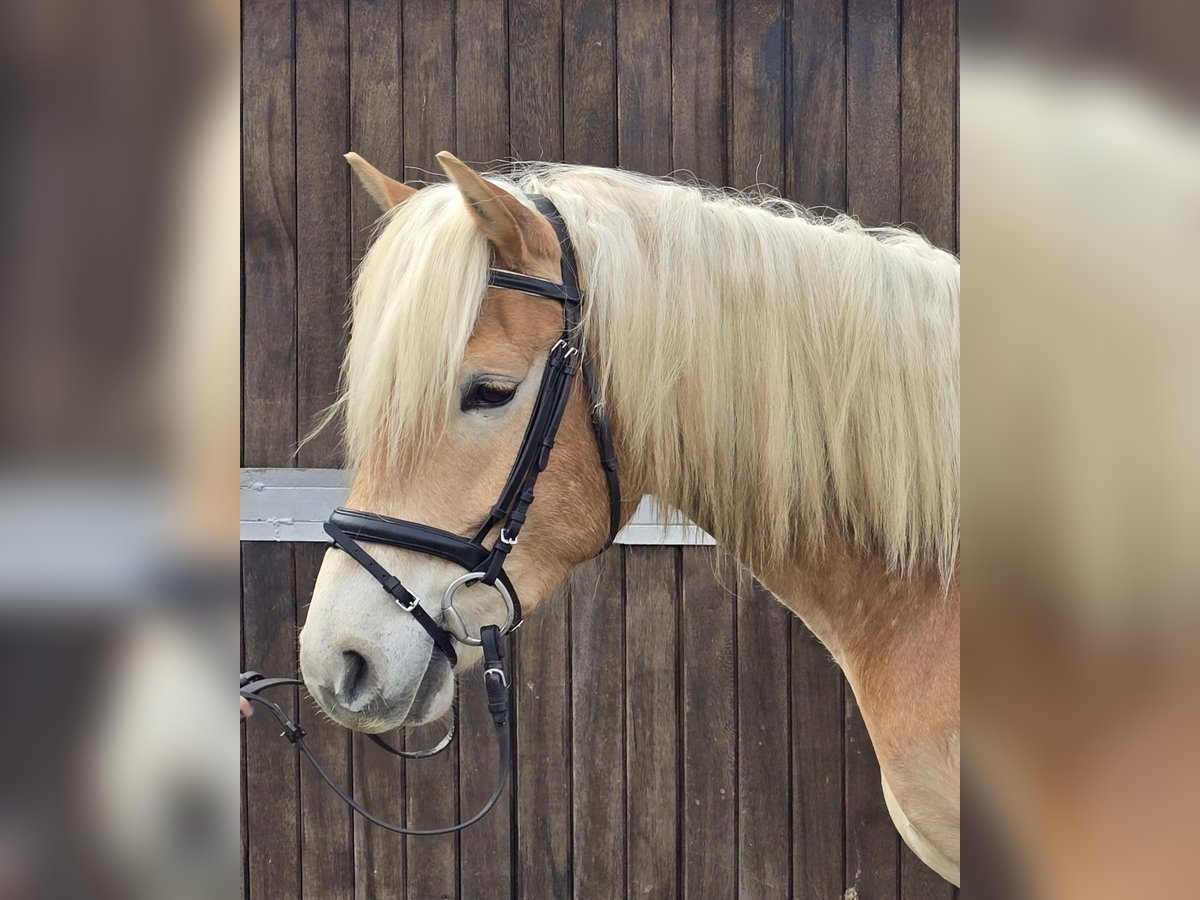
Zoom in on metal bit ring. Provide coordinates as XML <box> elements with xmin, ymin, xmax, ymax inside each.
<box><xmin>441</xmin><ymin>572</ymin><xmax>515</xmax><ymax>646</ymax></box>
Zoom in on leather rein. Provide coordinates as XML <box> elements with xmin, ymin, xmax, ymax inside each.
<box><xmin>241</xmin><ymin>194</ymin><xmax>621</xmax><ymax>835</ymax></box>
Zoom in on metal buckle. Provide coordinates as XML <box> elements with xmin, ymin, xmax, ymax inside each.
<box><xmin>483</xmin><ymin>666</ymin><xmax>509</xmax><ymax>689</ymax></box>
<box><xmin>441</xmin><ymin>572</ymin><xmax>515</xmax><ymax>646</ymax></box>
<box><xmin>498</xmin><ymin>528</ymin><xmax>518</xmax><ymax>546</ymax></box>
<box><xmin>394</xmin><ymin>593</ymin><xmax>420</xmax><ymax>613</ymax></box>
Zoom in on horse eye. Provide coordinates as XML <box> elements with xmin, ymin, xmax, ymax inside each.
<box><xmin>462</xmin><ymin>379</ymin><xmax>517</xmax><ymax>411</ymax></box>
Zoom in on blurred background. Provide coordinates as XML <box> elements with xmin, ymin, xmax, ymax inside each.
<box><xmin>963</xmin><ymin>0</ymin><xmax>1200</xmax><ymax>897</ymax></box>
<box><xmin>0</xmin><ymin>0</ymin><xmax>238</xmax><ymax>897</ymax></box>
<box><xmin>0</xmin><ymin>0</ymin><xmax>1197</xmax><ymax>897</ymax></box>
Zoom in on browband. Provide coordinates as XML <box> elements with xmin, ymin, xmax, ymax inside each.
<box><xmin>488</xmin><ymin>268</ymin><xmax>582</xmax><ymax>304</ymax></box>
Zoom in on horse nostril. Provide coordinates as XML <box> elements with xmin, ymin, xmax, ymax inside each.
<box><xmin>336</xmin><ymin>649</ymin><xmax>373</xmax><ymax>710</ymax></box>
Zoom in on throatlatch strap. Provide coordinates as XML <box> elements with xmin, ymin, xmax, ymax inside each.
<box><xmin>324</xmin><ymin>522</ymin><xmax>459</xmax><ymax>666</ymax></box>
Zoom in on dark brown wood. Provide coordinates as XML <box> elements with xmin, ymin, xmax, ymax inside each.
<box><xmin>671</xmin><ymin>0</ymin><xmax>727</xmax><ymax>185</ymax></box>
<box><xmin>845</xmin><ymin>691</ymin><xmax>901</xmax><ymax>900</ymax></box>
<box><xmin>243</xmin><ymin>542</ymin><xmax>301</xmax><ymax>899</ymax></box>
<box><xmin>510</xmin><ymin>0</ymin><xmax>564</xmax><ymax>161</ymax></box>
<box><xmin>901</xmin><ymin>0</ymin><xmax>957</xmax><ymax>251</ymax></box>
<box><xmin>729</xmin><ymin>0</ymin><xmax>785</xmax><ymax>193</ymax></box>
<box><xmin>351</xmin><ymin>728</ymin><xmax>407</xmax><ymax>900</ymax></box>
<box><xmin>847</xmin><ymin>0</ymin><xmax>901</xmax><ymax>227</ymax></box>
<box><xmin>564</xmin><ymin>0</ymin><xmax>616</xmax><ymax>166</ymax></box>
<box><xmin>570</xmin><ymin>550</ymin><xmax>626</xmax><ymax>898</ymax></box>
<box><xmin>296</xmin><ymin>544</ymin><xmax>355</xmax><ymax>900</ymax></box>
<box><xmin>680</xmin><ymin>547</ymin><xmax>737</xmax><ymax>899</ymax></box>
<box><xmin>456</xmin><ymin>0</ymin><xmax>510</xmax><ymax>166</ymax></box>
<box><xmin>515</xmin><ymin>584</ymin><xmax>574</xmax><ymax>899</ymax></box>
<box><xmin>296</xmin><ymin>0</ymin><xmax>350</xmax><ymax>469</ymax></box>
<box><xmin>902</xmin><ymin>841</ymin><xmax>957</xmax><ymax>900</ymax></box>
<box><xmin>737</xmin><ymin>574</ymin><xmax>793</xmax><ymax>898</ymax></box>
<box><xmin>787</xmin><ymin>0</ymin><xmax>847</xmax><ymax>210</ymax></box>
<box><xmin>348</xmin><ymin>0</ymin><xmax>402</xmax><ymax>267</ymax></box>
<box><xmin>624</xmin><ymin>547</ymin><xmax>679</xmax><ymax>899</ymax></box>
<box><xmin>791</xmin><ymin>625</ymin><xmax>846</xmax><ymax>900</ymax></box>
<box><xmin>241</xmin><ymin>0</ymin><xmax>296</xmax><ymax>467</ymax></box>
<box><xmin>617</xmin><ymin>0</ymin><xmax>671</xmax><ymax>175</ymax></box>
<box><xmin>403</xmin><ymin>0</ymin><xmax>456</xmax><ymax>181</ymax></box>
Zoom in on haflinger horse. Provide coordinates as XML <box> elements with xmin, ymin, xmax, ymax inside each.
<box><xmin>298</xmin><ymin>151</ymin><xmax>960</xmax><ymax>884</ymax></box>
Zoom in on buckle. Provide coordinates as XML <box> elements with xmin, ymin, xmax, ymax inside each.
<box><xmin>395</xmin><ymin>594</ymin><xmax>420</xmax><ymax>612</ymax></box>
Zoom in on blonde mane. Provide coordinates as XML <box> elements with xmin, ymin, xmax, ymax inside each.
<box><xmin>336</xmin><ymin>164</ymin><xmax>959</xmax><ymax>576</ymax></box>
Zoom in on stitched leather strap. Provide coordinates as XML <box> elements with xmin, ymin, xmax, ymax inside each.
<box><xmin>324</xmin><ymin>521</ymin><xmax>460</xmax><ymax>665</ymax></box>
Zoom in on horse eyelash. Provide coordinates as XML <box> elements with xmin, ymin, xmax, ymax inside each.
<box><xmin>461</xmin><ymin>377</ymin><xmax>517</xmax><ymax>411</ymax></box>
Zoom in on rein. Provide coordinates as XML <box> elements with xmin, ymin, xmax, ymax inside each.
<box><xmin>241</xmin><ymin>194</ymin><xmax>621</xmax><ymax>835</ymax></box>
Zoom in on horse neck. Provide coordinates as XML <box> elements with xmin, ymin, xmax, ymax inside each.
<box><xmin>754</xmin><ymin>535</ymin><xmax>957</xmax><ymax>668</ymax></box>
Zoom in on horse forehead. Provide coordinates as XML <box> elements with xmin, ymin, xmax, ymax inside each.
<box><xmin>466</xmin><ymin>293</ymin><xmax>564</xmax><ymax>365</ymax></box>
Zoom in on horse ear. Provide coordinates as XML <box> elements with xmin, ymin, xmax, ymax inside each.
<box><xmin>344</xmin><ymin>152</ymin><xmax>416</xmax><ymax>211</ymax></box>
<box><xmin>435</xmin><ymin>151</ymin><xmax>535</xmax><ymax>264</ymax></box>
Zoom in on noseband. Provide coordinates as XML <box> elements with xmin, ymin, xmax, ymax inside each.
<box><xmin>241</xmin><ymin>194</ymin><xmax>622</xmax><ymax>835</ymax></box>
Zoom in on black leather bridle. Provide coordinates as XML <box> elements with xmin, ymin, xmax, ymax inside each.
<box><xmin>241</xmin><ymin>194</ymin><xmax>622</xmax><ymax>835</ymax></box>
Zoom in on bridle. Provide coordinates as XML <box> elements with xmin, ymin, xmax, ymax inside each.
<box><xmin>241</xmin><ymin>194</ymin><xmax>621</xmax><ymax>835</ymax></box>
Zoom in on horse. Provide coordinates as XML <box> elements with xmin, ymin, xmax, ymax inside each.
<box><xmin>298</xmin><ymin>151</ymin><xmax>961</xmax><ymax>884</ymax></box>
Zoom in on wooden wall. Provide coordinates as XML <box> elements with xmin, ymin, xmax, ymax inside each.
<box><xmin>241</xmin><ymin>1</ymin><xmax>958</xmax><ymax>897</ymax></box>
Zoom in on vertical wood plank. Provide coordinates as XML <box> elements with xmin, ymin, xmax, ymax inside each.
<box><xmin>787</xmin><ymin>0</ymin><xmax>846</xmax><ymax>210</ymax></box>
<box><xmin>563</xmin><ymin>0</ymin><xmax>617</xmax><ymax>166</ymax></box>
<box><xmin>350</xmin><ymin>730</ymin><xmax>406</xmax><ymax>900</ymax></box>
<box><xmin>453</xmin><ymin>3</ymin><xmax>514</xmax><ymax>897</ymax></box>
<box><xmin>736</xmin><ymin>576</ymin><xmax>792</xmax><ymax>898</ymax></box>
<box><xmin>296</xmin><ymin>0</ymin><xmax>350</xmax><ymax>469</ymax></box>
<box><xmin>515</xmin><ymin>584</ymin><xmax>573</xmax><ymax>899</ymax></box>
<box><xmin>241</xmin><ymin>0</ymin><xmax>296</xmax><ymax>467</ymax></box>
<box><xmin>785</xmin><ymin>2</ymin><xmax>849</xmax><ymax>896</ymax></box>
<box><xmin>509</xmin><ymin>0</ymin><xmax>564</xmax><ymax>161</ymax></box>
<box><xmin>729</xmin><ymin>0</ymin><xmax>784</xmax><ymax>191</ymax></box>
<box><xmin>847</xmin><ymin>0</ymin><xmax>901</xmax><ymax>226</ymax></box>
<box><xmin>845</xmin><ymin>692</ymin><xmax>900</xmax><ymax>900</ymax></box>
<box><xmin>729</xmin><ymin>5</ymin><xmax>791</xmax><ymax>894</ymax></box>
<box><xmin>347</xmin><ymin>6</ymin><xmax>406</xmax><ymax>897</ymax></box>
<box><xmin>243</xmin><ymin>542</ymin><xmax>301</xmax><ymax>899</ymax></box>
<box><xmin>296</xmin><ymin>544</ymin><xmax>355</xmax><ymax>900</ymax></box>
<box><xmin>625</xmin><ymin>547</ymin><xmax>679</xmax><ymax>899</ymax></box>
<box><xmin>900</xmin><ymin>0</ymin><xmax>957</xmax><ymax>251</ymax></box>
<box><xmin>348</xmin><ymin>0</ymin><xmax>402</xmax><ymax>266</ymax></box>
<box><xmin>403</xmin><ymin>0</ymin><xmax>456</xmax><ymax>180</ymax></box>
<box><xmin>791</xmin><ymin>627</ymin><xmax>845</xmax><ymax>900</ymax></box>
<box><xmin>845</xmin><ymin>0</ymin><xmax>903</xmax><ymax>895</ymax></box>
<box><xmin>571</xmin><ymin>550</ymin><xmax>626</xmax><ymax>898</ymax></box>
<box><xmin>456</xmin><ymin>0</ymin><xmax>509</xmax><ymax>165</ymax></box>
<box><xmin>671</xmin><ymin>0</ymin><xmax>726</xmax><ymax>184</ymax></box>
<box><xmin>680</xmin><ymin>547</ymin><xmax>737</xmax><ymax>899</ymax></box>
<box><xmin>400</xmin><ymin>4</ymin><xmax>460</xmax><ymax>894</ymax></box>
<box><xmin>617</xmin><ymin>0</ymin><xmax>671</xmax><ymax>175</ymax></box>
<box><xmin>901</xmin><ymin>842</ymin><xmax>957</xmax><ymax>900</ymax></box>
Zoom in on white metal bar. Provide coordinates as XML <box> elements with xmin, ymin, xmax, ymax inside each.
<box><xmin>239</xmin><ymin>468</ymin><xmax>714</xmax><ymax>546</ymax></box>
